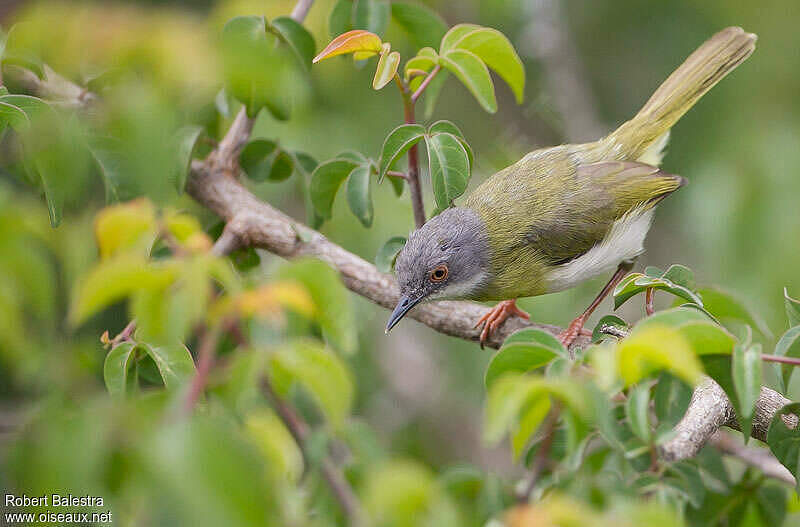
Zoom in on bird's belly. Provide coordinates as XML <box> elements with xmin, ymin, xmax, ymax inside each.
<box><xmin>545</xmin><ymin>207</ymin><xmax>654</xmax><ymax>293</ymax></box>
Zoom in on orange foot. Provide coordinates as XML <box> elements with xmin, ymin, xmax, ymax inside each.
<box><xmin>474</xmin><ymin>299</ymin><xmax>529</xmax><ymax>349</ymax></box>
<box><xmin>557</xmin><ymin>316</ymin><xmax>592</xmax><ymax>355</ymax></box>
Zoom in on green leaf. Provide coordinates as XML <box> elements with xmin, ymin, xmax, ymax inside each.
<box><xmin>775</xmin><ymin>326</ymin><xmax>800</xmax><ymax>388</ymax></box>
<box><xmin>378</xmin><ymin>123</ymin><xmax>425</xmax><ymax>181</ymax></box>
<box><xmin>448</xmin><ymin>27</ymin><xmax>525</xmax><ymax>103</ymax></box>
<box><xmin>425</xmin><ymin>132</ymin><xmax>471</xmax><ymax>210</ymax></box>
<box><xmin>270</xmin><ymin>339</ymin><xmax>354</xmax><ymax>428</ymax></box>
<box><xmin>502</xmin><ymin>327</ymin><xmax>566</xmax><ymax>352</ymax></box>
<box><xmin>0</xmin><ymin>101</ymin><xmax>29</xmax><ymax>132</ymax></box>
<box><xmin>767</xmin><ymin>402</ymin><xmax>800</xmax><ymax>491</ymax></box>
<box><xmin>88</xmin><ymin>136</ymin><xmax>127</xmax><ymax>203</ymax></box>
<box><xmin>276</xmin><ymin>259</ymin><xmax>357</xmax><ymax>354</ymax></box>
<box><xmin>484</xmin><ymin>342</ymin><xmax>560</xmax><ymax>388</ymax></box>
<box><xmin>427</xmin><ymin>120</ymin><xmax>473</xmax><ymax>167</ymax></box>
<box><xmin>309</xmin><ymin>159</ymin><xmax>359</xmax><ymax>219</ymax></box>
<box><xmin>345</xmin><ymin>165</ymin><xmax>373</xmax><ymax>227</ymax></box>
<box><xmin>174</xmin><ymin>126</ymin><xmax>203</xmax><ymax>193</ymax></box>
<box><xmin>103</xmin><ymin>342</ymin><xmax>138</xmax><ymax>398</ymax></box>
<box><xmin>354</xmin><ymin>0</ymin><xmax>390</xmax><ymax>36</ymax></box>
<box><xmin>375</xmin><ymin>236</ymin><xmax>406</xmax><ymax>272</ymax></box>
<box><xmin>239</xmin><ymin>139</ymin><xmax>278</xmax><ymax>182</ymax></box>
<box><xmin>785</xmin><ymin>288</ymin><xmax>800</xmax><ymax>327</ymax></box>
<box><xmin>439</xmin><ymin>24</ymin><xmax>481</xmax><ymax>54</ymax></box>
<box><xmin>626</xmin><ymin>383</ymin><xmax>653</xmax><ymax>443</ymax></box>
<box><xmin>221</xmin><ymin>16</ymin><xmax>293</xmax><ymax>120</ymax></box>
<box><xmin>698</xmin><ymin>287</ymin><xmax>772</xmax><ymax>338</ymax></box>
<box><xmin>592</xmin><ymin>314</ymin><xmax>629</xmax><ymax>342</ymax></box>
<box><xmin>269</xmin><ymin>150</ymin><xmax>294</xmax><ymax>181</ymax></box>
<box><xmin>270</xmin><ymin>16</ymin><xmax>316</xmax><ymax>70</ymax></box>
<box><xmin>733</xmin><ymin>343</ymin><xmax>762</xmax><ymax>442</ymax></box>
<box><xmin>70</xmin><ymin>257</ymin><xmax>177</xmax><ymax>325</ymax></box>
<box><xmin>614</xmin><ymin>268</ymin><xmax>702</xmax><ymax>309</ymax></box>
<box><xmin>653</xmin><ymin>372</ymin><xmax>692</xmax><ymax>429</ymax></box>
<box><xmin>329</xmin><ymin>0</ymin><xmax>353</xmax><ymax>37</ymax></box>
<box><xmin>0</xmin><ymin>25</ymin><xmax>44</xmax><ymax>79</ymax></box>
<box><xmin>422</xmin><ymin>69</ymin><xmax>448</xmax><ymax>119</ymax></box>
<box><xmin>94</xmin><ymin>200</ymin><xmax>157</xmax><ymax>259</ymax></box>
<box><xmin>440</xmin><ymin>49</ymin><xmax>497</xmax><ymax>113</ymax></box>
<box><xmin>372</xmin><ymin>47</ymin><xmax>400</xmax><ymax>90</ymax></box>
<box><xmin>511</xmin><ymin>396</ymin><xmax>551</xmax><ymax>459</ymax></box>
<box><xmin>245</xmin><ymin>409</ymin><xmax>304</xmax><ymax>483</ymax></box>
<box><xmin>139</xmin><ymin>341</ymin><xmax>196</xmax><ymax>390</ymax></box>
<box><xmin>390</xmin><ymin>2</ymin><xmax>447</xmax><ymax>49</ymax></box>
<box><xmin>615</xmin><ymin>324</ymin><xmax>704</xmax><ymax>387</ymax></box>
<box><xmin>676</xmin><ymin>321</ymin><xmax>736</xmax><ymax>356</ymax></box>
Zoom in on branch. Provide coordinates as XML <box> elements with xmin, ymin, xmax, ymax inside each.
<box><xmin>710</xmin><ymin>430</ymin><xmax>796</xmax><ymax>487</ymax></box>
<box><xmin>186</xmin><ymin>164</ymin><xmax>579</xmax><ymax>350</ymax></box>
<box><xmin>658</xmin><ymin>377</ymin><xmax>797</xmax><ymax>463</ymax></box>
<box><xmin>6</xmin><ymin>64</ymin><xmax>96</xmax><ymax>108</ymax></box>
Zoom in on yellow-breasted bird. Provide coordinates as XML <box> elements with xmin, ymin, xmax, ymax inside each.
<box><xmin>385</xmin><ymin>27</ymin><xmax>756</xmax><ymax>347</ymax></box>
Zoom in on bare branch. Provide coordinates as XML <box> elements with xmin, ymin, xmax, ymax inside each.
<box><xmin>658</xmin><ymin>377</ymin><xmax>796</xmax><ymax>463</ymax></box>
<box><xmin>710</xmin><ymin>430</ymin><xmax>796</xmax><ymax>487</ymax></box>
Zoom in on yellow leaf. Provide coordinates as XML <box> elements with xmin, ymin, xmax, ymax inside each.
<box><xmin>232</xmin><ymin>282</ymin><xmax>315</xmax><ymax>321</ymax></box>
<box><xmin>616</xmin><ymin>324</ymin><xmax>703</xmax><ymax>386</ymax></box>
<box><xmin>313</xmin><ymin>30</ymin><xmax>382</xmax><ymax>63</ymax></box>
<box><xmin>94</xmin><ymin>199</ymin><xmax>156</xmax><ymax>259</ymax></box>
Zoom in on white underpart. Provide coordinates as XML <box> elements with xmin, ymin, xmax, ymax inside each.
<box><xmin>546</xmin><ymin>207</ymin><xmax>655</xmax><ymax>293</ymax></box>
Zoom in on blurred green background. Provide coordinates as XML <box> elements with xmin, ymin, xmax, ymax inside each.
<box><xmin>1</xmin><ymin>0</ymin><xmax>799</xmax><ymax>523</ymax></box>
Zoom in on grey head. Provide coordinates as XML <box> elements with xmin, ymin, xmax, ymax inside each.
<box><xmin>386</xmin><ymin>207</ymin><xmax>491</xmax><ymax>333</ymax></box>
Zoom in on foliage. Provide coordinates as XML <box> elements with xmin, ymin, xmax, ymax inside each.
<box><xmin>1</xmin><ymin>1</ymin><xmax>799</xmax><ymax>527</ymax></box>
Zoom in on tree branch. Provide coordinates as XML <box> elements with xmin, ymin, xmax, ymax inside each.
<box><xmin>710</xmin><ymin>430</ymin><xmax>796</xmax><ymax>487</ymax></box>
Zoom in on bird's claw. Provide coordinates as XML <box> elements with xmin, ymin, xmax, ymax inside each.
<box><xmin>474</xmin><ymin>300</ymin><xmax>529</xmax><ymax>349</ymax></box>
<box><xmin>557</xmin><ymin>316</ymin><xmax>588</xmax><ymax>357</ymax></box>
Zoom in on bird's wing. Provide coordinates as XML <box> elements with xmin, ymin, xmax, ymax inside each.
<box><xmin>525</xmin><ymin>161</ymin><xmax>685</xmax><ymax>265</ymax></box>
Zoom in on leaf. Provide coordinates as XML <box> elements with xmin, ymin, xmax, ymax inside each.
<box><xmin>0</xmin><ymin>101</ymin><xmax>30</xmax><ymax>132</ymax></box>
<box><xmin>375</xmin><ymin>236</ymin><xmax>406</xmax><ymax>272</ymax></box>
<box><xmin>448</xmin><ymin>27</ymin><xmax>525</xmax><ymax>103</ymax></box>
<box><xmin>245</xmin><ymin>410</ymin><xmax>304</xmax><ymax>483</ymax></box>
<box><xmin>767</xmin><ymin>402</ymin><xmax>800</xmax><ymax>491</ymax></box>
<box><xmin>698</xmin><ymin>287</ymin><xmax>772</xmax><ymax>338</ymax></box>
<box><xmin>270</xmin><ymin>16</ymin><xmax>316</xmax><ymax>70</ymax></box>
<box><xmin>270</xmin><ymin>339</ymin><xmax>354</xmax><ymax>428</ymax></box>
<box><xmin>269</xmin><ymin>150</ymin><xmax>294</xmax><ymax>181</ymax></box>
<box><xmin>512</xmin><ymin>396</ymin><xmax>551</xmax><ymax>459</ymax></box>
<box><xmin>405</xmin><ymin>48</ymin><xmax>437</xmax><ymax>83</ymax></box>
<box><xmin>440</xmin><ymin>49</ymin><xmax>497</xmax><ymax>113</ymax></box>
<box><xmin>422</xmin><ymin>69</ymin><xmax>448</xmax><ymax>119</ymax></box>
<box><xmin>615</xmin><ymin>324</ymin><xmax>704</xmax><ymax>387</ymax></box>
<box><xmin>372</xmin><ymin>47</ymin><xmax>400</xmax><ymax>90</ymax></box>
<box><xmin>88</xmin><ymin>136</ymin><xmax>127</xmax><ymax>203</ymax></box>
<box><xmin>104</xmin><ymin>342</ymin><xmax>138</xmax><ymax>398</ymax></box>
<box><xmin>425</xmin><ymin>132</ymin><xmax>471</xmax><ymax>209</ymax></box>
<box><xmin>309</xmin><ymin>159</ymin><xmax>359</xmax><ymax>219</ymax></box>
<box><xmin>614</xmin><ymin>268</ymin><xmax>702</xmax><ymax>309</ymax></box>
<box><xmin>139</xmin><ymin>341</ymin><xmax>196</xmax><ymax>390</ymax></box>
<box><xmin>329</xmin><ymin>0</ymin><xmax>353</xmax><ymax>37</ymax></box>
<box><xmin>439</xmin><ymin>24</ymin><xmax>481</xmax><ymax>54</ymax></box>
<box><xmin>390</xmin><ymin>2</ymin><xmax>447</xmax><ymax>49</ymax></box>
<box><xmin>626</xmin><ymin>383</ymin><xmax>653</xmax><ymax>444</ymax></box>
<box><xmin>353</xmin><ymin>0</ymin><xmax>390</xmax><ymax>36</ymax></box>
<box><xmin>502</xmin><ymin>328</ymin><xmax>566</xmax><ymax>353</ymax></box>
<box><xmin>653</xmin><ymin>373</ymin><xmax>692</xmax><ymax>429</ymax></box>
<box><xmin>733</xmin><ymin>343</ymin><xmax>762</xmax><ymax>442</ymax></box>
<box><xmin>484</xmin><ymin>342</ymin><xmax>560</xmax><ymax>388</ymax></box>
<box><xmin>276</xmin><ymin>259</ymin><xmax>357</xmax><ymax>354</ymax></box>
<box><xmin>775</xmin><ymin>326</ymin><xmax>800</xmax><ymax>388</ymax></box>
<box><xmin>427</xmin><ymin>120</ymin><xmax>473</xmax><ymax>167</ymax></box>
<box><xmin>345</xmin><ymin>165</ymin><xmax>373</xmax><ymax>226</ymax></box>
<box><xmin>221</xmin><ymin>16</ymin><xmax>293</xmax><ymax>120</ymax></box>
<box><xmin>785</xmin><ymin>288</ymin><xmax>800</xmax><ymax>327</ymax></box>
<box><xmin>239</xmin><ymin>139</ymin><xmax>278</xmax><ymax>182</ymax></box>
<box><xmin>378</xmin><ymin>123</ymin><xmax>425</xmax><ymax>181</ymax></box>
<box><xmin>94</xmin><ymin>199</ymin><xmax>157</xmax><ymax>259</ymax></box>
<box><xmin>313</xmin><ymin>29</ymin><xmax>383</xmax><ymax>63</ymax></box>
<box><xmin>676</xmin><ymin>321</ymin><xmax>736</xmax><ymax>356</ymax></box>
<box><xmin>174</xmin><ymin>125</ymin><xmax>203</xmax><ymax>193</ymax></box>
<box><xmin>70</xmin><ymin>256</ymin><xmax>177</xmax><ymax>325</ymax></box>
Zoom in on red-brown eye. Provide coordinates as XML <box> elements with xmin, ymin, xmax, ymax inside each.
<box><xmin>430</xmin><ymin>265</ymin><xmax>448</xmax><ymax>282</ymax></box>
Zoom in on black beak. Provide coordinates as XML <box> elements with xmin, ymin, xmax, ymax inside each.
<box><xmin>385</xmin><ymin>295</ymin><xmax>422</xmax><ymax>333</ymax></box>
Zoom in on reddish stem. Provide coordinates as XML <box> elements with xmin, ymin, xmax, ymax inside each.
<box><xmin>410</xmin><ymin>65</ymin><xmax>441</xmax><ymax>103</ymax></box>
<box><xmin>645</xmin><ymin>287</ymin><xmax>655</xmax><ymax>316</ymax></box>
<box><xmin>183</xmin><ymin>325</ymin><xmax>221</xmax><ymax>413</ymax></box>
<box><xmin>401</xmin><ymin>87</ymin><xmax>426</xmax><ymax>228</ymax></box>
<box><xmin>762</xmin><ymin>354</ymin><xmax>800</xmax><ymax>366</ymax></box>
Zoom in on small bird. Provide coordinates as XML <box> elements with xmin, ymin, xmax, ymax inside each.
<box><xmin>386</xmin><ymin>27</ymin><xmax>756</xmax><ymax>347</ymax></box>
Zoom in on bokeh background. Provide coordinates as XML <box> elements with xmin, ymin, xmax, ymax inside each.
<box><xmin>1</xmin><ymin>0</ymin><xmax>799</xmax><ymax>515</ymax></box>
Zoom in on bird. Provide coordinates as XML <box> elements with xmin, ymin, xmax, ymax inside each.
<box><xmin>385</xmin><ymin>27</ymin><xmax>756</xmax><ymax>348</ymax></box>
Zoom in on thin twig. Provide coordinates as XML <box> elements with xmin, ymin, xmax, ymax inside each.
<box><xmin>761</xmin><ymin>354</ymin><xmax>800</xmax><ymax>366</ymax></box>
<box><xmin>110</xmin><ymin>320</ymin><xmax>137</xmax><ymax>348</ymax></box>
<box><xmin>290</xmin><ymin>0</ymin><xmax>314</xmax><ymax>22</ymax></box>
<box><xmin>183</xmin><ymin>325</ymin><xmax>222</xmax><ymax>413</ymax></box>
<box><xmin>645</xmin><ymin>287</ymin><xmax>655</xmax><ymax>316</ymax></box>
<box><xmin>261</xmin><ymin>378</ymin><xmax>365</xmax><ymax>526</ymax></box>
<box><xmin>385</xmin><ymin>170</ymin><xmax>409</xmax><ymax>180</ymax></box>
<box><xmin>401</xmin><ymin>87</ymin><xmax>426</xmax><ymax>228</ymax></box>
<box><xmin>711</xmin><ymin>430</ymin><xmax>796</xmax><ymax>487</ymax></box>
<box><xmin>410</xmin><ymin>65</ymin><xmax>441</xmax><ymax>103</ymax></box>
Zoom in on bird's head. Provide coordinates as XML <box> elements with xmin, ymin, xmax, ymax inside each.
<box><xmin>386</xmin><ymin>207</ymin><xmax>490</xmax><ymax>333</ymax></box>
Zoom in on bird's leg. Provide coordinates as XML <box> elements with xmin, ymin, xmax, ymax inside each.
<box><xmin>474</xmin><ymin>299</ymin><xmax>529</xmax><ymax>349</ymax></box>
<box><xmin>558</xmin><ymin>260</ymin><xmax>634</xmax><ymax>351</ymax></box>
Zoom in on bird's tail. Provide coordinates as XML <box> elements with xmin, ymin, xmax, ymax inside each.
<box><xmin>605</xmin><ymin>26</ymin><xmax>756</xmax><ymax>162</ymax></box>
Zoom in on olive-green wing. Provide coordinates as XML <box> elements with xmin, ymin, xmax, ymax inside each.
<box><xmin>526</xmin><ymin>161</ymin><xmax>685</xmax><ymax>265</ymax></box>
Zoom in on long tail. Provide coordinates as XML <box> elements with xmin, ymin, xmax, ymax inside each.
<box><xmin>606</xmin><ymin>26</ymin><xmax>756</xmax><ymax>161</ymax></box>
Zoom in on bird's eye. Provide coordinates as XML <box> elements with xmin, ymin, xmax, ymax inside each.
<box><xmin>430</xmin><ymin>265</ymin><xmax>448</xmax><ymax>282</ymax></box>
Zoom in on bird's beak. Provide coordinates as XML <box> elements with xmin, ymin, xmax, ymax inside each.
<box><xmin>385</xmin><ymin>295</ymin><xmax>422</xmax><ymax>334</ymax></box>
